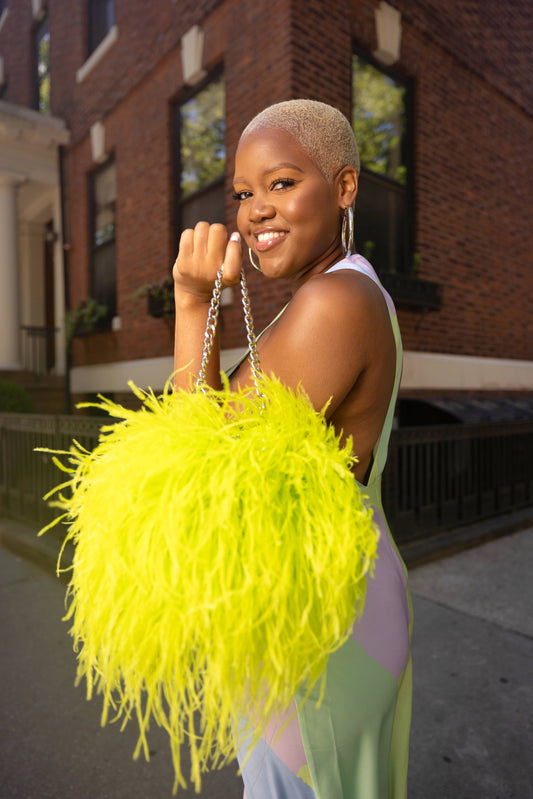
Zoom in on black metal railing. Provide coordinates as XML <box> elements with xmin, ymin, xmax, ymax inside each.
<box><xmin>383</xmin><ymin>421</ymin><xmax>533</xmax><ymax>543</ymax></box>
<box><xmin>1</xmin><ymin>413</ymin><xmax>532</xmax><ymax>541</ymax></box>
<box><xmin>0</xmin><ymin>414</ymin><xmax>102</xmax><ymax>528</ymax></box>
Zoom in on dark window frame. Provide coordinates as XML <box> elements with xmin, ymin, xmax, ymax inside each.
<box><xmin>88</xmin><ymin>0</ymin><xmax>115</xmax><ymax>55</ymax></box>
<box><xmin>33</xmin><ymin>11</ymin><xmax>50</xmax><ymax>113</ymax></box>
<box><xmin>352</xmin><ymin>45</ymin><xmax>415</xmax><ymax>275</ymax></box>
<box><xmin>172</xmin><ymin>65</ymin><xmax>226</xmax><ymax>253</ymax></box>
<box><xmin>88</xmin><ymin>157</ymin><xmax>117</xmax><ymax>322</ymax></box>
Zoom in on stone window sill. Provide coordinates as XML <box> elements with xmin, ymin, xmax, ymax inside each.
<box><xmin>0</xmin><ymin>8</ymin><xmax>9</xmax><ymax>34</ymax></box>
<box><xmin>76</xmin><ymin>25</ymin><xmax>118</xmax><ymax>84</ymax></box>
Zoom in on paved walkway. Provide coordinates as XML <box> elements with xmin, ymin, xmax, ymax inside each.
<box><xmin>0</xmin><ymin>518</ymin><xmax>531</xmax><ymax>798</ymax></box>
<box><xmin>408</xmin><ymin>529</ymin><xmax>532</xmax><ymax>799</ymax></box>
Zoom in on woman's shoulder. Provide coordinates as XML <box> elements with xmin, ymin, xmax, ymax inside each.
<box><xmin>292</xmin><ymin>257</ymin><xmax>389</xmax><ymax>327</ymax></box>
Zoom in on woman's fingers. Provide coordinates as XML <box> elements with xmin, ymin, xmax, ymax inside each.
<box><xmin>173</xmin><ymin>223</ymin><xmax>243</xmax><ymax>301</ymax></box>
<box><xmin>177</xmin><ymin>223</ymin><xmax>241</xmax><ymax>279</ymax></box>
<box><xmin>222</xmin><ymin>231</ymin><xmax>242</xmax><ymax>285</ymax></box>
<box><xmin>205</xmin><ymin>223</ymin><xmax>227</xmax><ymax>267</ymax></box>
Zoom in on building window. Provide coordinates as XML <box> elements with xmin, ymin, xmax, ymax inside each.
<box><xmin>34</xmin><ymin>13</ymin><xmax>50</xmax><ymax>113</ymax></box>
<box><xmin>175</xmin><ymin>70</ymin><xmax>225</xmax><ymax>235</ymax></box>
<box><xmin>89</xmin><ymin>0</ymin><xmax>114</xmax><ymax>54</ymax></box>
<box><xmin>352</xmin><ymin>52</ymin><xmax>412</xmax><ymax>274</ymax></box>
<box><xmin>90</xmin><ymin>160</ymin><xmax>116</xmax><ymax>319</ymax></box>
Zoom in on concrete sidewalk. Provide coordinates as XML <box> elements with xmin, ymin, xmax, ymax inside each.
<box><xmin>1</xmin><ymin>516</ymin><xmax>532</xmax><ymax>798</ymax></box>
<box><xmin>408</xmin><ymin>529</ymin><xmax>533</xmax><ymax>798</ymax></box>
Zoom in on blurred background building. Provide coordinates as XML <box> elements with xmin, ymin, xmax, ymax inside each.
<box><xmin>0</xmin><ymin>0</ymin><xmax>531</xmax><ymax>417</ymax></box>
<box><xmin>0</xmin><ymin>0</ymin><xmax>531</xmax><ymax>545</ymax></box>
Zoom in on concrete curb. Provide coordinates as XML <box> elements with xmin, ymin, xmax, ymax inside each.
<box><xmin>0</xmin><ymin>516</ymin><xmax>74</xmax><ymax>583</ymax></box>
<box><xmin>399</xmin><ymin>506</ymin><xmax>533</xmax><ymax>568</ymax></box>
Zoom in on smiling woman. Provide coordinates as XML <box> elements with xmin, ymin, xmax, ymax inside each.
<box><xmin>173</xmin><ymin>99</ymin><xmax>412</xmax><ymax>798</ymax></box>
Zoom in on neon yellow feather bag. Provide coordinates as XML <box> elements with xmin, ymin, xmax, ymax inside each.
<box><xmin>39</xmin><ymin>269</ymin><xmax>379</xmax><ymax>793</ymax></box>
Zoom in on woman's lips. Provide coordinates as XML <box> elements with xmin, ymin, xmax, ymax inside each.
<box><xmin>255</xmin><ymin>230</ymin><xmax>288</xmax><ymax>252</ymax></box>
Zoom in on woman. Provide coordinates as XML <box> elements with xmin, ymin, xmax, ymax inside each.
<box><xmin>173</xmin><ymin>100</ymin><xmax>412</xmax><ymax>799</ymax></box>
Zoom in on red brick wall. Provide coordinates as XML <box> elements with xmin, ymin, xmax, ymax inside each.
<box><xmin>65</xmin><ymin>0</ymin><xmax>296</xmax><ymax>366</ymax></box>
<box><xmin>1</xmin><ymin>0</ymin><xmax>532</xmax><ymax>370</ymax></box>
<box><xmin>0</xmin><ymin>0</ymin><xmax>38</xmax><ymax>107</ymax></box>
<box><xmin>347</xmin><ymin>0</ymin><xmax>533</xmax><ymax>359</ymax></box>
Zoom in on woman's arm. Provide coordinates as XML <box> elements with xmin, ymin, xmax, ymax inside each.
<box><xmin>172</xmin><ymin>223</ymin><xmax>242</xmax><ymax>391</ymax></box>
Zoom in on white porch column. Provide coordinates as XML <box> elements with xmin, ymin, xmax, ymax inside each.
<box><xmin>0</xmin><ymin>175</ymin><xmax>21</xmax><ymax>368</ymax></box>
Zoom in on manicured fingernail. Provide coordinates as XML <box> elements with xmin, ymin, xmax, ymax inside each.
<box><xmin>230</xmin><ymin>231</ymin><xmax>241</xmax><ymax>242</ymax></box>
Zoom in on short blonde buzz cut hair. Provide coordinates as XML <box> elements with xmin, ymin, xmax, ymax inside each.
<box><xmin>241</xmin><ymin>99</ymin><xmax>360</xmax><ymax>182</ymax></box>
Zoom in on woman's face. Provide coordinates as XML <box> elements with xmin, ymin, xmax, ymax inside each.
<box><xmin>233</xmin><ymin>127</ymin><xmax>345</xmax><ymax>282</ymax></box>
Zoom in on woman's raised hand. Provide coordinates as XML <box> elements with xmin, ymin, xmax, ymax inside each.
<box><xmin>173</xmin><ymin>222</ymin><xmax>242</xmax><ymax>307</ymax></box>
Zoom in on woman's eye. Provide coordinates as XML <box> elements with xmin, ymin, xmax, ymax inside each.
<box><xmin>271</xmin><ymin>178</ymin><xmax>295</xmax><ymax>191</ymax></box>
<box><xmin>232</xmin><ymin>190</ymin><xmax>252</xmax><ymax>202</ymax></box>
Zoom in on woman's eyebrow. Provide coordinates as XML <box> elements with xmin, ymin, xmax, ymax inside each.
<box><xmin>234</xmin><ymin>162</ymin><xmax>305</xmax><ymax>183</ymax></box>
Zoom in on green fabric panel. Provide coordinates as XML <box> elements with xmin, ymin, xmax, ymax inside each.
<box><xmin>296</xmin><ymin>637</ymin><xmax>399</xmax><ymax>799</ymax></box>
<box><xmin>388</xmin><ymin>655</ymin><xmax>413</xmax><ymax>798</ymax></box>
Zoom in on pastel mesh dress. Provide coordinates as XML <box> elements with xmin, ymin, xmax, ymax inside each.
<box><xmin>235</xmin><ymin>255</ymin><xmax>413</xmax><ymax>799</ymax></box>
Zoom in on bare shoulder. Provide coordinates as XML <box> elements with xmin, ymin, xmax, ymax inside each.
<box><xmin>299</xmin><ymin>266</ymin><xmax>388</xmax><ymax>313</ymax></box>
<box><xmin>275</xmin><ymin>267</ymin><xmax>392</xmax><ymax>358</ymax></box>
<box><xmin>240</xmin><ymin>266</ymin><xmax>396</xmax><ymax>419</ymax></box>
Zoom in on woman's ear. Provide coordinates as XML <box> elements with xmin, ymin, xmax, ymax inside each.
<box><xmin>336</xmin><ymin>166</ymin><xmax>358</xmax><ymax>208</ymax></box>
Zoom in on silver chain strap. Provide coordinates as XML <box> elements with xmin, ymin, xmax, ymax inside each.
<box><xmin>196</xmin><ymin>269</ymin><xmax>263</xmax><ymax>395</ymax></box>
<box><xmin>240</xmin><ymin>270</ymin><xmax>263</xmax><ymax>391</ymax></box>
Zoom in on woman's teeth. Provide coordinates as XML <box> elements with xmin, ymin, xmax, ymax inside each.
<box><xmin>257</xmin><ymin>231</ymin><xmax>286</xmax><ymax>242</ymax></box>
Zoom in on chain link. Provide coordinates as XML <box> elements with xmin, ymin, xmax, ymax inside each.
<box><xmin>240</xmin><ymin>270</ymin><xmax>263</xmax><ymax>395</ymax></box>
<box><xmin>196</xmin><ymin>269</ymin><xmax>263</xmax><ymax>396</ymax></box>
<box><xmin>196</xmin><ymin>269</ymin><xmax>224</xmax><ymax>392</ymax></box>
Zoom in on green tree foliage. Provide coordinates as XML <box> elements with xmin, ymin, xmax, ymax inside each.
<box><xmin>352</xmin><ymin>56</ymin><xmax>406</xmax><ymax>184</ymax></box>
<box><xmin>180</xmin><ymin>76</ymin><xmax>225</xmax><ymax>197</ymax></box>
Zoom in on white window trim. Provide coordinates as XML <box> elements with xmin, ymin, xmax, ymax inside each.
<box><xmin>76</xmin><ymin>24</ymin><xmax>118</xmax><ymax>84</ymax></box>
<box><xmin>0</xmin><ymin>7</ymin><xmax>9</xmax><ymax>34</ymax></box>
<box><xmin>32</xmin><ymin>0</ymin><xmax>44</xmax><ymax>21</ymax></box>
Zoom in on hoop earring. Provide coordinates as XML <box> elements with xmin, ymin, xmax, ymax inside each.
<box><xmin>248</xmin><ymin>247</ymin><xmax>262</xmax><ymax>272</ymax></box>
<box><xmin>341</xmin><ymin>206</ymin><xmax>355</xmax><ymax>256</ymax></box>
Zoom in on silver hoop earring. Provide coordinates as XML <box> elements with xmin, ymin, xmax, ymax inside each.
<box><xmin>341</xmin><ymin>206</ymin><xmax>355</xmax><ymax>256</ymax></box>
<box><xmin>248</xmin><ymin>247</ymin><xmax>262</xmax><ymax>272</ymax></box>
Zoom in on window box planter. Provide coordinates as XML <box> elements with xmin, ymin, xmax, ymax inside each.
<box><xmin>132</xmin><ymin>277</ymin><xmax>175</xmax><ymax>319</ymax></box>
<box><xmin>65</xmin><ymin>299</ymin><xmax>109</xmax><ymax>342</ymax></box>
<box><xmin>380</xmin><ymin>272</ymin><xmax>442</xmax><ymax>311</ymax></box>
<box><xmin>147</xmin><ymin>279</ymin><xmax>175</xmax><ymax>318</ymax></box>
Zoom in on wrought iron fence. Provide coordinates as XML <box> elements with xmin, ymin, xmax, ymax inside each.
<box><xmin>382</xmin><ymin>421</ymin><xmax>533</xmax><ymax>542</ymax></box>
<box><xmin>0</xmin><ymin>414</ymin><xmax>103</xmax><ymax>529</ymax></box>
<box><xmin>1</xmin><ymin>413</ymin><xmax>532</xmax><ymax>542</ymax></box>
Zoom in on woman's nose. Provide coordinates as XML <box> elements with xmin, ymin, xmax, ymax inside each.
<box><xmin>248</xmin><ymin>193</ymin><xmax>275</xmax><ymax>222</ymax></box>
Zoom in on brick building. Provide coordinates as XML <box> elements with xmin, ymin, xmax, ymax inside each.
<box><xmin>0</xmin><ymin>0</ymin><xmax>532</xmax><ymax>417</ymax></box>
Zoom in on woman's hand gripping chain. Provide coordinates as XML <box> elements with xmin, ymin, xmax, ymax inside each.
<box><xmin>173</xmin><ymin>222</ymin><xmax>242</xmax><ymax>307</ymax></box>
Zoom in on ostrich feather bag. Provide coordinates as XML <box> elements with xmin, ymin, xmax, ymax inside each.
<box><xmin>39</xmin><ymin>269</ymin><xmax>379</xmax><ymax>793</ymax></box>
